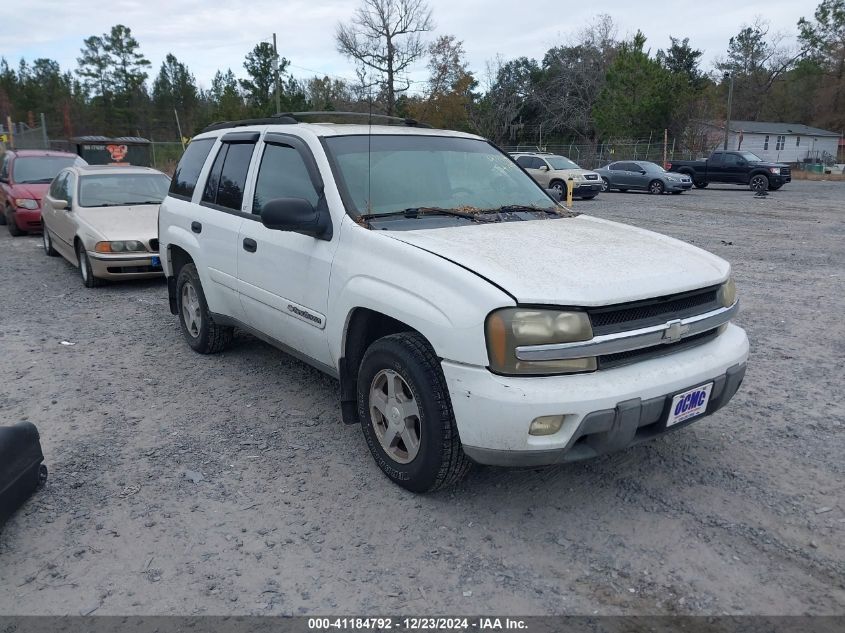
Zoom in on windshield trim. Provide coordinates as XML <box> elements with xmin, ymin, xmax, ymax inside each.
<box><xmin>319</xmin><ymin>134</ymin><xmax>558</xmax><ymax>225</ymax></box>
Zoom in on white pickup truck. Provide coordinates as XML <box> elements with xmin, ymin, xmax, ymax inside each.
<box><xmin>158</xmin><ymin>113</ymin><xmax>748</xmax><ymax>492</ymax></box>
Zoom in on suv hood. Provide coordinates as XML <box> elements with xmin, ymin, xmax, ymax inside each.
<box><xmin>553</xmin><ymin>168</ymin><xmax>600</xmax><ymax>179</ymax></box>
<box><xmin>385</xmin><ymin>215</ymin><xmax>729</xmax><ymax>306</ymax></box>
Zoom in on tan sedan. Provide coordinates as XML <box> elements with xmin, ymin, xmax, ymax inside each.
<box><xmin>41</xmin><ymin>165</ymin><xmax>170</xmax><ymax>287</ymax></box>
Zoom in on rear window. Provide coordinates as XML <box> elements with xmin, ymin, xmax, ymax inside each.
<box><xmin>169</xmin><ymin>138</ymin><xmax>215</xmax><ymax>200</ymax></box>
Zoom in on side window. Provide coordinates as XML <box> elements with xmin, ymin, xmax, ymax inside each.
<box><xmin>169</xmin><ymin>138</ymin><xmax>215</xmax><ymax>200</ymax></box>
<box><xmin>515</xmin><ymin>156</ymin><xmax>532</xmax><ymax>168</ymax></box>
<box><xmin>253</xmin><ymin>144</ymin><xmax>319</xmax><ymax>215</ymax></box>
<box><xmin>207</xmin><ymin>142</ymin><xmax>256</xmax><ymax>211</ymax></box>
<box><xmin>201</xmin><ymin>145</ymin><xmax>227</xmax><ymax>205</ymax></box>
<box><xmin>65</xmin><ymin>173</ymin><xmax>76</xmax><ymax>207</ymax></box>
<box><xmin>609</xmin><ymin>163</ymin><xmax>622</xmax><ymax>171</ymax></box>
<box><xmin>49</xmin><ymin>172</ymin><xmax>66</xmax><ymax>198</ymax></box>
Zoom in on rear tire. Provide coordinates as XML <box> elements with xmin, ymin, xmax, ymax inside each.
<box><xmin>76</xmin><ymin>241</ymin><xmax>102</xmax><ymax>288</ymax></box>
<box><xmin>749</xmin><ymin>174</ymin><xmax>770</xmax><ymax>192</ymax></box>
<box><xmin>176</xmin><ymin>263</ymin><xmax>233</xmax><ymax>354</ymax></box>
<box><xmin>357</xmin><ymin>332</ymin><xmax>470</xmax><ymax>492</ymax></box>
<box><xmin>42</xmin><ymin>227</ymin><xmax>58</xmax><ymax>256</ymax></box>
<box><xmin>5</xmin><ymin>208</ymin><xmax>24</xmax><ymax>236</ymax></box>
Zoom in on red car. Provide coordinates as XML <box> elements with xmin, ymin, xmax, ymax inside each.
<box><xmin>0</xmin><ymin>149</ymin><xmax>87</xmax><ymax>236</ymax></box>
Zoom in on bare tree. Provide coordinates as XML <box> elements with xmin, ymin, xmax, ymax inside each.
<box><xmin>336</xmin><ymin>0</ymin><xmax>433</xmax><ymax>115</ymax></box>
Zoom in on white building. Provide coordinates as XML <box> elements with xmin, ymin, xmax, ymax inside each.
<box><xmin>706</xmin><ymin>121</ymin><xmax>840</xmax><ymax>164</ymax></box>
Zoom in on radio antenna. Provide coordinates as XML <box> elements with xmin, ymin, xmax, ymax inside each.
<box><xmin>367</xmin><ymin>71</ymin><xmax>373</xmax><ymax>215</ymax></box>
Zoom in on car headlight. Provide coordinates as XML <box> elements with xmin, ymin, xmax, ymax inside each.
<box><xmin>717</xmin><ymin>278</ymin><xmax>737</xmax><ymax>307</ymax></box>
<box><xmin>666</xmin><ymin>176</ymin><xmax>679</xmax><ymax>182</ymax></box>
<box><xmin>94</xmin><ymin>240</ymin><xmax>148</xmax><ymax>253</ymax></box>
<box><xmin>485</xmin><ymin>308</ymin><xmax>596</xmax><ymax>375</ymax></box>
<box><xmin>769</xmin><ymin>167</ymin><xmax>781</xmax><ymax>175</ymax></box>
<box><xmin>15</xmin><ymin>198</ymin><xmax>39</xmax><ymax>210</ymax></box>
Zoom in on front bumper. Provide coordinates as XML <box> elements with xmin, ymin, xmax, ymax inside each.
<box><xmin>443</xmin><ymin>323</ymin><xmax>748</xmax><ymax>466</ymax></box>
<box><xmin>666</xmin><ymin>179</ymin><xmax>693</xmax><ymax>191</ymax></box>
<box><xmin>13</xmin><ymin>208</ymin><xmax>42</xmax><ymax>232</ymax></box>
<box><xmin>88</xmin><ymin>252</ymin><xmax>164</xmax><ymax>279</ymax></box>
<box><xmin>573</xmin><ymin>182</ymin><xmax>602</xmax><ymax>197</ymax></box>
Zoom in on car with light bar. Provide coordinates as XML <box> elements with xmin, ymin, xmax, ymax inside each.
<box><xmin>158</xmin><ymin>111</ymin><xmax>749</xmax><ymax>492</ymax></box>
<box><xmin>41</xmin><ymin>164</ymin><xmax>170</xmax><ymax>287</ymax></box>
<box><xmin>0</xmin><ymin>149</ymin><xmax>87</xmax><ymax>235</ymax></box>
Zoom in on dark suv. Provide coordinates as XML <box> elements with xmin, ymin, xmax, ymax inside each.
<box><xmin>0</xmin><ymin>149</ymin><xmax>86</xmax><ymax>236</ymax></box>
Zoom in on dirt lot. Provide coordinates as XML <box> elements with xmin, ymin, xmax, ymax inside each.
<box><xmin>0</xmin><ymin>180</ymin><xmax>843</xmax><ymax>616</ymax></box>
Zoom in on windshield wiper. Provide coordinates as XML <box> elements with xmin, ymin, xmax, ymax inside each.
<box><xmin>359</xmin><ymin>207</ymin><xmax>498</xmax><ymax>223</ymax></box>
<box><xmin>489</xmin><ymin>204</ymin><xmax>561</xmax><ymax>216</ymax></box>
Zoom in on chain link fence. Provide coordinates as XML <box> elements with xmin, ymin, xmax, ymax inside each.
<box><xmin>0</xmin><ymin>120</ymin><xmax>50</xmax><ymax>150</ymax></box>
<box><xmin>502</xmin><ymin>140</ymin><xmax>712</xmax><ymax>170</ymax></box>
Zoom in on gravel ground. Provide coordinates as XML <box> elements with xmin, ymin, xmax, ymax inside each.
<box><xmin>0</xmin><ymin>180</ymin><xmax>843</xmax><ymax>616</ymax></box>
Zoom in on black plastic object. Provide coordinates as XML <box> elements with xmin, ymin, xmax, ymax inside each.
<box><xmin>0</xmin><ymin>422</ymin><xmax>48</xmax><ymax>525</ymax></box>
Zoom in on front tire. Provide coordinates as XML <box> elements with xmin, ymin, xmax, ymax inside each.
<box><xmin>649</xmin><ymin>180</ymin><xmax>665</xmax><ymax>195</ymax></box>
<box><xmin>76</xmin><ymin>241</ymin><xmax>102</xmax><ymax>287</ymax></box>
<box><xmin>176</xmin><ymin>263</ymin><xmax>233</xmax><ymax>354</ymax></box>
<box><xmin>42</xmin><ymin>227</ymin><xmax>58</xmax><ymax>256</ymax></box>
<box><xmin>5</xmin><ymin>208</ymin><xmax>24</xmax><ymax>236</ymax></box>
<box><xmin>549</xmin><ymin>180</ymin><xmax>567</xmax><ymax>199</ymax></box>
<box><xmin>749</xmin><ymin>174</ymin><xmax>770</xmax><ymax>192</ymax></box>
<box><xmin>357</xmin><ymin>332</ymin><xmax>470</xmax><ymax>492</ymax></box>
<box><xmin>600</xmin><ymin>177</ymin><xmax>610</xmax><ymax>192</ymax></box>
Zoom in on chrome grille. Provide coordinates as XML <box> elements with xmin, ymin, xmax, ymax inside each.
<box><xmin>588</xmin><ymin>287</ymin><xmax>721</xmax><ymax>336</ymax></box>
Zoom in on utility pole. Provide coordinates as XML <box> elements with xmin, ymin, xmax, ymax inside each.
<box><xmin>272</xmin><ymin>33</ymin><xmax>281</xmax><ymax>115</ymax></box>
<box><xmin>723</xmin><ymin>72</ymin><xmax>734</xmax><ymax>151</ymax></box>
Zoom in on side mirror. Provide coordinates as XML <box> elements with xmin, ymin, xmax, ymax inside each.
<box><xmin>540</xmin><ymin>165</ymin><xmax>550</xmax><ymax>172</ymax></box>
<box><xmin>54</xmin><ymin>199</ymin><xmax>68</xmax><ymax>210</ymax></box>
<box><xmin>260</xmin><ymin>197</ymin><xmax>332</xmax><ymax>240</ymax></box>
<box><xmin>639</xmin><ymin>170</ymin><xmax>647</xmax><ymax>175</ymax></box>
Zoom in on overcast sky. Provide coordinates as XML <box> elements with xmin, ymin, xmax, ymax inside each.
<box><xmin>1</xmin><ymin>0</ymin><xmax>812</xmax><ymax>91</ymax></box>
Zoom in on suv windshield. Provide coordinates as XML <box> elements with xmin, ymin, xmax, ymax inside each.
<box><xmin>14</xmin><ymin>156</ymin><xmax>82</xmax><ymax>184</ymax></box>
<box><xmin>323</xmin><ymin>135</ymin><xmax>554</xmax><ymax>218</ymax></box>
<box><xmin>546</xmin><ymin>156</ymin><xmax>581</xmax><ymax>170</ymax></box>
<box><xmin>79</xmin><ymin>173</ymin><xmax>171</xmax><ymax>208</ymax></box>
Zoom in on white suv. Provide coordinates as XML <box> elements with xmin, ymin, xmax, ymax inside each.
<box><xmin>158</xmin><ymin>113</ymin><xmax>748</xmax><ymax>492</ymax></box>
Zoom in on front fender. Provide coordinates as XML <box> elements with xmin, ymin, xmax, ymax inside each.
<box><xmin>327</xmin><ymin>218</ymin><xmax>514</xmax><ymax>368</ymax></box>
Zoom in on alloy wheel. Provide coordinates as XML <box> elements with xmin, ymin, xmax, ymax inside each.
<box><xmin>181</xmin><ymin>282</ymin><xmax>202</xmax><ymax>338</ymax></box>
<box><xmin>368</xmin><ymin>369</ymin><xmax>422</xmax><ymax>464</ymax></box>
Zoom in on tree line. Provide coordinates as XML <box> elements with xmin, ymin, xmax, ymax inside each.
<box><xmin>0</xmin><ymin>0</ymin><xmax>842</xmax><ymax>148</ymax></box>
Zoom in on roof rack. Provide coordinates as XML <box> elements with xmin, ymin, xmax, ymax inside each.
<box><xmin>201</xmin><ymin>111</ymin><xmax>432</xmax><ymax>134</ymax></box>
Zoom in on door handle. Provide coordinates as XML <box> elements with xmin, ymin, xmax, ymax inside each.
<box><xmin>243</xmin><ymin>238</ymin><xmax>257</xmax><ymax>253</ymax></box>
<box><xmin>191</xmin><ymin>221</ymin><xmax>202</xmax><ymax>234</ymax></box>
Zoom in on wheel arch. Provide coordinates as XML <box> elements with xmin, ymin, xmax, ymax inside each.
<box><xmin>338</xmin><ymin>307</ymin><xmax>422</xmax><ymax>425</ymax></box>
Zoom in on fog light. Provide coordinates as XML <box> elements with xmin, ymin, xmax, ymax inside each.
<box><xmin>529</xmin><ymin>415</ymin><xmax>565</xmax><ymax>436</ymax></box>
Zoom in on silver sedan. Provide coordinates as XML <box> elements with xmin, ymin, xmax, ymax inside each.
<box><xmin>595</xmin><ymin>161</ymin><xmax>693</xmax><ymax>194</ymax></box>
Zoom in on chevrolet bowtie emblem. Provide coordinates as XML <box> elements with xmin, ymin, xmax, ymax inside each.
<box><xmin>662</xmin><ymin>319</ymin><xmax>689</xmax><ymax>343</ymax></box>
